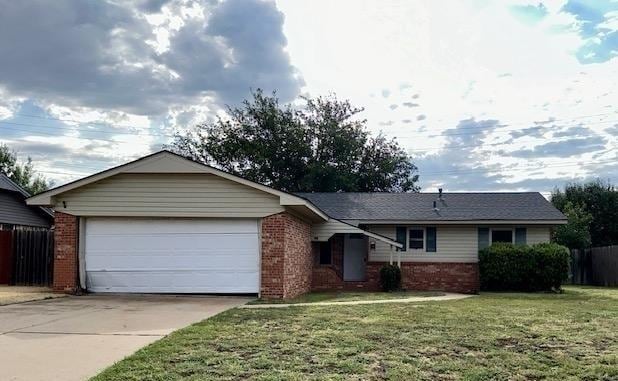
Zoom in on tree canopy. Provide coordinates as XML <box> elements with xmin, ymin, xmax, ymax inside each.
<box><xmin>551</xmin><ymin>180</ymin><xmax>618</xmax><ymax>247</ymax></box>
<box><xmin>552</xmin><ymin>201</ymin><xmax>593</xmax><ymax>250</ymax></box>
<box><xmin>0</xmin><ymin>144</ymin><xmax>50</xmax><ymax>195</ymax></box>
<box><xmin>170</xmin><ymin>90</ymin><xmax>419</xmax><ymax>192</ymax></box>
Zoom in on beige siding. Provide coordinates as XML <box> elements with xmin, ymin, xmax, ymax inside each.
<box><xmin>527</xmin><ymin>226</ymin><xmax>551</xmax><ymax>244</ymax></box>
<box><xmin>53</xmin><ymin>173</ymin><xmax>284</xmax><ymax>217</ymax></box>
<box><xmin>365</xmin><ymin>225</ymin><xmax>478</xmax><ymax>263</ymax></box>
<box><xmin>364</xmin><ymin>224</ymin><xmax>553</xmax><ymax>263</ymax></box>
<box><xmin>311</xmin><ymin>220</ymin><xmax>363</xmax><ymax>241</ymax></box>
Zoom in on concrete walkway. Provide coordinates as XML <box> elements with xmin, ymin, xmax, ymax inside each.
<box><xmin>0</xmin><ymin>295</ymin><xmax>250</xmax><ymax>381</ymax></box>
<box><xmin>241</xmin><ymin>292</ymin><xmax>474</xmax><ymax>309</ymax></box>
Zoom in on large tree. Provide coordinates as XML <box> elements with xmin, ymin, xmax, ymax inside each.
<box><xmin>552</xmin><ymin>201</ymin><xmax>593</xmax><ymax>249</ymax></box>
<box><xmin>170</xmin><ymin>90</ymin><xmax>419</xmax><ymax>192</ymax></box>
<box><xmin>551</xmin><ymin>180</ymin><xmax>618</xmax><ymax>247</ymax></box>
<box><xmin>0</xmin><ymin>144</ymin><xmax>50</xmax><ymax>195</ymax></box>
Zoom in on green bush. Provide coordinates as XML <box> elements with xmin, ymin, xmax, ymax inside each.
<box><xmin>379</xmin><ymin>264</ymin><xmax>401</xmax><ymax>292</ymax></box>
<box><xmin>479</xmin><ymin>242</ymin><xmax>570</xmax><ymax>292</ymax></box>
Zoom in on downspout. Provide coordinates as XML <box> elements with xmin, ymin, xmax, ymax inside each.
<box><xmin>78</xmin><ymin>217</ymin><xmax>86</xmax><ymax>291</ymax></box>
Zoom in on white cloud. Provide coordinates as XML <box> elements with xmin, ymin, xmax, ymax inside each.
<box><xmin>276</xmin><ymin>0</ymin><xmax>617</xmax><ymax>192</ymax></box>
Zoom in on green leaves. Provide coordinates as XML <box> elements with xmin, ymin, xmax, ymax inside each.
<box><xmin>553</xmin><ymin>201</ymin><xmax>593</xmax><ymax>250</ymax></box>
<box><xmin>379</xmin><ymin>264</ymin><xmax>402</xmax><ymax>292</ymax></box>
<box><xmin>169</xmin><ymin>89</ymin><xmax>419</xmax><ymax>192</ymax></box>
<box><xmin>479</xmin><ymin>242</ymin><xmax>570</xmax><ymax>292</ymax></box>
<box><xmin>551</xmin><ymin>180</ymin><xmax>617</xmax><ymax>247</ymax></box>
<box><xmin>0</xmin><ymin>144</ymin><xmax>50</xmax><ymax>195</ymax></box>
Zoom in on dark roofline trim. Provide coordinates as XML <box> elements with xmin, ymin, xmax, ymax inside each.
<box><xmin>351</xmin><ymin>219</ymin><xmax>567</xmax><ymax>224</ymax></box>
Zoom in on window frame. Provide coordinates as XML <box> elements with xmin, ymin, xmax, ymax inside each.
<box><xmin>490</xmin><ymin>228</ymin><xmax>514</xmax><ymax>244</ymax></box>
<box><xmin>408</xmin><ymin>227</ymin><xmax>425</xmax><ymax>251</ymax></box>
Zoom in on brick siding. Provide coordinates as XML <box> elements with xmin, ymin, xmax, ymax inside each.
<box><xmin>401</xmin><ymin>262</ymin><xmax>479</xmax><ymax>294</ymax></box>
<box><xmin>261</xmin><ymin>212</ymin><xmax>312</xmax><ymax>299</ymax></box>
<box><xmin>53</xmin><ymin>212</ymin><xmax>79</xmax><ymax>293</ymax></box>
<box><xmin>311</xmin><ymin>234</ymin><xmax>479</xmax><ymax>294</ymax></box>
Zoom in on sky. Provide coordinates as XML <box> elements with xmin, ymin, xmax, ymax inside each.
<box><xmin>0</xmin><ymin>0</ymin><xmax>616</xmax><ymax>196</ymax></box>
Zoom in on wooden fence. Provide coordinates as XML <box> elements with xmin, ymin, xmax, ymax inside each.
<box><xmin>0</xmin><ymin>229</ymin><xmax>54</xmax><ymax>286</ymax></box>
<box><xmin>0</xmin><ymin>231</ymin><xmax>12</xmax><ymax>284</ymax></box>
<box><xmin>571</xmin><ymin>245</ymin><xmax>618</xmax><ymax>287</ymax></box>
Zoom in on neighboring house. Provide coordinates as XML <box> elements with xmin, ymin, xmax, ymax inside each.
<box><xmin>0</xmin><ymin>173</ymin><xmax>53</xmax><ymax>230</ymax></box>
<box><xmin>0</xmin><ymin>174</ymin><xmax>53</xmax><ymax>285</ymax></box>
<box><xmin>27</xmin><ymin>151</ymin><xmax>566</xmax><ymax>298</ymax></box>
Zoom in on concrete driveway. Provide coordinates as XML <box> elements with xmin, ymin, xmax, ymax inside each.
<box><xmin>0</xmin><ymin>295</ymin><xmax>250</xmax><ymax>381</ymax></box>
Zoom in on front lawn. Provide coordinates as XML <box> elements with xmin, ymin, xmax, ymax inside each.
<box><xmin>247</xmin><ymin>290</ymin><xmax>445</xmax><ymax>305</ymax></box>
<box><xmin>92</xmin><ymin>286</ymin><xmax>618</xmax><ymax>380</ymax></box>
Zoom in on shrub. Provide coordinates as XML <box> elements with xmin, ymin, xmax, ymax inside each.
<box><xmin>479</xmin><ymin>242</ymin><xmax>570</xmax><ymax>292</ymax></box>
<box><xmin>379</xmin><ymin>264</ymin><xmax>401</xmax><ymax>292</ymax></box>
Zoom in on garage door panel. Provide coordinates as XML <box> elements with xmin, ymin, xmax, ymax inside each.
<box><xmin>87</xmin><ymin>270</ymin><xmax>260</xmax><ymax>293</ymax></box>
<box><xmin>85</xmin><ymin>218</ymin><xmax>260</xmax><ymax>293</ymax></box>
<box><xmin>85</xmin><ymin>233</ymin><xmax>259</xmax><ymax>253</ymax></box>
<box><xmin>86</xmin><ymin>218</ymin><xmax>259</xmax><ymax>234</ymax></box>
<box><xmin>86</xmin><ymin>253</ymin><xmax>259</xmax><ymax>271</ymax></box>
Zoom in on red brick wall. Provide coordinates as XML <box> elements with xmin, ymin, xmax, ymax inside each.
<box><xmin>53</xmin><ymin>212</ymin><xmax>79</xmax><ymax>293</ymax></box>
<box><xmin>312</xmin><ymin>235</ymin><xmax>348</xmax><ymax>290</ymax></box>
<box><xmin>401</xmin><ymin>262</ymin><xmax>479</xmax><ymax>294</ymax></box>
<box><xmin>311</xmin><ymin>237</ymin><xmax>479</xmax><ymax>294</ymax></box>
<box><xmin>260</xmin><ymin>214</ymin><xmax>285</xmax><ymax>298</ymax></box>
<box><xmin>282</xmin><ymin>214</ymin><xmax>312</xmax><ymax>298</ymax></box>
<box><xmin>260</xmin><ymin>212</ymin><xmax>313</xmax><ymax>299</ymax></box>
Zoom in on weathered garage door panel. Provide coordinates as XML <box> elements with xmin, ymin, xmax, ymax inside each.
<box><xmin>85</xmin><ymin>218</ymin><xmax>260</xmax><ymax>293</ymax></box>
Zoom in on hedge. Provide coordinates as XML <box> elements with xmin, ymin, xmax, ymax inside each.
<box><xmin>479</xmin><ymin>242</ymin><xmax>570</xmax><ymax>292</ymax></box>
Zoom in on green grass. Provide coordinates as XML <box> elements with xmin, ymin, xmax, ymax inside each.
<box><xmin>247</xmin><ymin>290</ymin><xmax>445</xmax><ymax>305</ymax></box>
<box><xmin>92</xmin><ymin>286</ymin><xmax>618</xmax><ymax>381</ymax></box>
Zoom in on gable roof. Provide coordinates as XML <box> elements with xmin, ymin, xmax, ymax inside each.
<box><xmin>296</xmin><ymin>192</ymin><xmax>567</xmax><ymax>223</ymax></box>
<box><xmin>26</xmin><ymin>151</ymin><xmax>327</xmax><ymax>221</ymax></box>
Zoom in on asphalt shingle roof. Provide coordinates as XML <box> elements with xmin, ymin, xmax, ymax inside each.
<box><xmin>0</xmin><ymin>173</ymin><xmax>29</xmax><ymax>196</ymax></box>
<box><xmin>296</xmin><ymin>192</ymin><xmax>566</xmax><ymax>221</ymax></box>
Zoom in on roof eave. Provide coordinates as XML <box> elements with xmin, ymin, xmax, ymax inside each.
<box><xmin>344</xmin><ymin>219</ymin><xmax>568</xmax><ymax>225</ymax></box>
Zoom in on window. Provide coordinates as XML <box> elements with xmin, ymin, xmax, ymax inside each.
<box><xmin>319</xmin><ymin>241</ymin><xmax>331</xmax><ymax>265</ymax></box>
<box><xmin>409</xmin><ymin>229</ymin><xmax>424</xmax><ymax>249</ymax></box>
<box><xmin>491</xmin><ymin>229</ymin><xmax>513</xmax><ymax>244</ymax></box>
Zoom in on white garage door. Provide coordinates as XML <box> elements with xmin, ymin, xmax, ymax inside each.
<box><xmin>84</xmin><ymin>218</ymin><xmax>260</xmax><ymax>293</ymax></box>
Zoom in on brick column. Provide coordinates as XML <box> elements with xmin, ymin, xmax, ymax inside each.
<box><xmin>260</xmin><ymin>213</ymin><xmax>312</xmax><ymax>299</ymax></box>
<box><xmin>53</xmin><ymin>212</ymin><xmax>79</xmax><ymax>293</ymax></box>
<box><xmin>260</xmin><ymin>214</ymin><xmax>285</xmax><ymax>298</ymax></box>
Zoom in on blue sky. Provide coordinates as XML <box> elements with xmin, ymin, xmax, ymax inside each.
<box><xmin>0</xmin><ymin>0</ymin><xmax>616</xmax><ymax>195</ymax></box>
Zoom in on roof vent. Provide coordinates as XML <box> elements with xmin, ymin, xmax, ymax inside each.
<box><xmin>433</xmin><ymin>200</ymin><xmax>439</xmax><ymax>211</ymax></box>
<box><xmin>438</xmin><ymin>188</ymin><xmax>443</xmax><ymax>200</ymax></box>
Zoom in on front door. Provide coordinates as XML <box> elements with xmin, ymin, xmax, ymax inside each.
<box><xmin>343</xmin><ymin>234</ymin><xmax>366</xmax><ymax>281</ymax></box>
